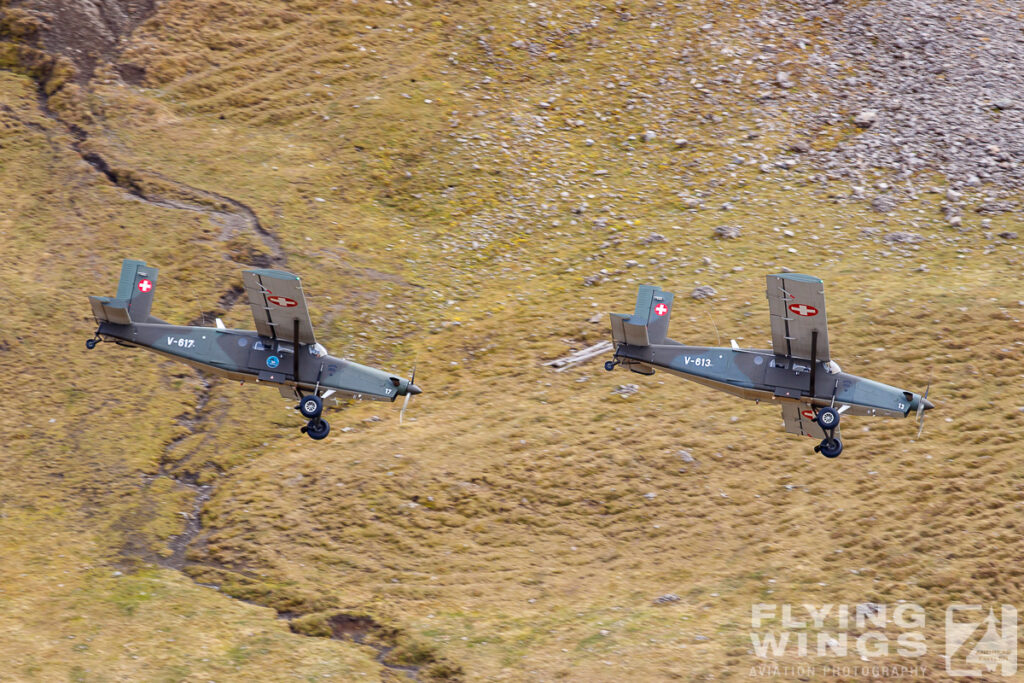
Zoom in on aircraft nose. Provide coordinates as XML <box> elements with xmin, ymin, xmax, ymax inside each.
<box><xmin>923</xmin><ymin>398</ymin><xmax>934</xmax><ymax>411</ymax></box>
<box><xmin>408</xmin><ymin>383</ymin><xmax>422</xmax><ymax>395</ymax></box>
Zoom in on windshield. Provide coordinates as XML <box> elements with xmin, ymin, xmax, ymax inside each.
<box><xmin>310</xmin><ymin>343</ymin><xmax>329</xmax><ymax>358</ymax></box>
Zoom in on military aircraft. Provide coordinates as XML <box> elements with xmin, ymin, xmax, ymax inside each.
<box><xmin>86</xmin><ymin>259</ymin><xmax>421</xmax><ymax>440</ymax></box>
<box><xmin>605</xmin><ymin>273</ymin><xmax>933</xmax><ymax>457</ymax></box>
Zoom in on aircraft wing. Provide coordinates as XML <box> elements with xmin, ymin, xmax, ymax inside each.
<box><xmin>780</xmin><ymin>403</ymin><xmax>838</xmax><ymax>441</ymax></box>
<box><xmin>242</xmin><ymin>269</ymin><xmax>317</xmax><ymax>344</ymax></box>
<box><xmin>766</xmin><ymin>273</ymin><xmax>830</xmax><ymax>362</ymax></box>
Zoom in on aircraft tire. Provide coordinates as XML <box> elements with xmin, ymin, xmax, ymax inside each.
<box><xmin>816</xmin><ymin>406</ymin><xmax>839</xmax><ymax>430</ymax></box>
<box><xmin>604</xmin><ymin>360</ymin><xmax>616</xmax><ymax>371</ymax></box>
<box><xmin>819</xmin><ymin>437</ymin><xmax>843</xmax><ymax>458</ymax></box>
<box><xmin>299</xmin><ymin>395</ymin><xmax>323</xmax><ymax>418</ymax></box>
<box><xmin>306</xmin><ymin>418</ymin><xmax>330</xmax><ymax>440</ymax></box>
<box><xmin>86</xmin><ymin>338</ymin><xmax>97</xmax><ymax>350</ymax></box>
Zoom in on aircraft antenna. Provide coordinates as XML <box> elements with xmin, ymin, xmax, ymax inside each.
<box><xmin>704</xmin><ymin>305</ymin><xmax>722</xmax><ymax>347</ymax></box>
<box><xmin>194</xmin><ymin>289</ymin><xmax>206</xmax><ymax>326</ymax></box>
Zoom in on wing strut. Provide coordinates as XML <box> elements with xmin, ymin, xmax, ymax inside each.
<box><xmin>293</xmin><ymin>318</ymin><xmax>300</xmax><ymax>386</ymax></box>
<box><xmin>809</xmin><ymin>329</ymin><xmax>818</xmax><ymax>398</ymax></box>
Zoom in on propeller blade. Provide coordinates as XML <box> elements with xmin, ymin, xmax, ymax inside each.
<box><xmin>399</xmin><ymin>392</ymin><xmax>411</xmax><ymax>425</ymax></box>
<box><xmin>915</xmin><ymin>379</ymin><xmax>931</xmax><ymax>439</ymax></box>
<box><xmin>399</xmin><ymin>365</ymin><xmax>417</xmax><ymax>425</ymax></box>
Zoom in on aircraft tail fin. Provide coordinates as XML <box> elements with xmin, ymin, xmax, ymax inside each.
<box><xmin>609</xmin><ymin>285</ymin><xmax>675</xmax><ymax>347</ymax></box>
<box><xmin>89</xmin><ymin>259</ymin><xmax>159</xmax><ymax>324</ymax></box>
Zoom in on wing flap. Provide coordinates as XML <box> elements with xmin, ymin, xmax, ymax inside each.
<box><xmin>243</xmin><ymin>269</ymin><xmax>316</xmax><ymax>344</ymax></box>
<box><xmin>780</xmin><ymin>403</ymin><xmax>840</xmax><ymax>441</ymax></box>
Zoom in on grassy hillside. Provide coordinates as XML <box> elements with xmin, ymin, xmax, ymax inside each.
<box><xmin>2</xmin><ymin>0</ymin><xmax>1022</xmax><ymax>680</ymax></box>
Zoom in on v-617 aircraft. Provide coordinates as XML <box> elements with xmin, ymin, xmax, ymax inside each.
<box><xmin>606</xmin><ymin>273</ymin><xmax>933</xmax><ymax>457</ymax></box>
<box><xmin>87</xmin><ymin>259</ymin><xmax>421</xmax><ymax>440</ymax></box>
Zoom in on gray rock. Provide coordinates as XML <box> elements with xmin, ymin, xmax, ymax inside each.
<box><xmin>612</xmin><ymin>384</ymin><xmax>639</xmax><ymax>396</ymax></box>
<box><xmin>998</xmin><ymin>231</ymin><xmax>1018</xmax><ymax>240</ymax></box>
<box><xmin>678</xmin><ymin>450</ymin><xmax>696</xmax><ymax>463</ymax></box>
<box><xmin>642</xmin><ymin>130</ymin><xmax>657</xmax><ymax>142</ymax></box>
<box><xmin>976</xmin><ymin>201</ymin><xmax>1016</xmax><ymax>214</ymax></box>
<box><xmin>856</xmin><ymin>602</ymin><xmax>883</xmax><ymax>618</ymax></box>
<box><xmin>642</xmin><ymin>233</ymin><xmax>667</xmax><ymax>244</ymax></box>
<box><xmin>713</xmin><ymin>225</ymin><xmax>742</xmax><ymax>239</ymax></box>
<box><xmin>870</xmin><ymin>196</ymin><xmax>897</xmax><ymax>213</ymax></box>
<box><xmin>691</xmin><ymin>285</ymin><xmax>717</xmax><ymax>300</ymax></box>
<box><xmin>853</xmin><ymin>110</ymin><xmax>878</xmax><ymax>128</ymax></box>
<box><xmin>883</xmin><ymin>231</ymin><xmax>924</xmax><ymax>244</ymax></box>
<box><xmin>776</xmin><ymin>71</ymin><xmax>795</xmax><ymax>88</ymax></box>
<box><xmin>653</xmin><ymin>593</ymin><xmax>681</xmax><ymax>604</ymax></box>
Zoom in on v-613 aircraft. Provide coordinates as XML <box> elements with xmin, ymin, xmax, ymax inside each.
<box><xmin>87</xmin><ymin>259</ymin><xmax>421</xmax><ymax>440</ymax></box>
<box><xmin>606</xmin><ymin>273</ymin><xmax>933</xmax><ymax>457</ymax></box>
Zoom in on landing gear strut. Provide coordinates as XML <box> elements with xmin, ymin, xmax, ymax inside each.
<box><xmin>812</xmin><ymin>407</ymin><xmax>842</xmax><ymax>458</ymax></box>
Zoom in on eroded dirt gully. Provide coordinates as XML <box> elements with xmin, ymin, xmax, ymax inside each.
<box><xmin>2</xmin><ymin>3</ymin><xmax>431</xmax><ymax>679</ymax></box>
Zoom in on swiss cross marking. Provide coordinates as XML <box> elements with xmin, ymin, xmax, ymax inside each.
<box><xmin>788</xmin><ymin>303</ymin><xmax>818</xmax><ymax>317</ymax></box>
<box><xmin>654</xmin><ymin>303</ymin><xmax>668</xmax><ymax>316</ymax></box>
<box><xmin>267</xmin><ymin>295</ymin><xmax>298</xmax><ymax>308</ymax></box>
<box><xmin>138</xmin><ymin>279</ymin><xmax>153</xmax><ymax>293</ymax></box>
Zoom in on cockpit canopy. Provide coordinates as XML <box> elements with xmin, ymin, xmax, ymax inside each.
<box><xmin>309</xmin><ymin>342</ymin><xmax>329</xmax><ymax>358</ymax></box>
<box><xmin>825</xmin><ymin>360</ymin><xmax>842</xmax><ymax>374</ymax></box>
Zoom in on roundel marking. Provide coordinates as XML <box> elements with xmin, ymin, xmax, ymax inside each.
<box><xmin>788</xmin><ymin>303</ymin><xmax>818</xmax><ymax>317</ymax></box>
<box><xmin>654</xmin><ymin>303</ymin><xmax>669</xmax><ymax>316</ymax></box>
<box><xmin>266</xmin><ymin>355</ymin><xmax>280</xmax><ymax>369</ymax></box>
<box><xmin>138</xmin><ymin>279</ymin><xmax>153</xmax><ymax>293</ymax></box>
<box><xmin>267</xmin><ymin>295</ymin><xmax>298</xmax><ymax>307</ymax></box>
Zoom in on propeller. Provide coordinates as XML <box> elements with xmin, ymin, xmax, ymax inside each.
<box><xmin>399</xmin><ymin>366</ymin><xmax>419</xmax><ymax>425</ymax></box>
<box><xmin>916</xmin><ymin>380</ymin><xmax>933</xmax><ymax>439</ymax></box>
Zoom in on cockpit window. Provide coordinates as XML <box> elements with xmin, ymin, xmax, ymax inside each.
<box><xmin>826</xmin><ymin>360</ymin><xmax>842</xmax><ymax>374</ymax></box>
<box><xmin>310</xmin><ymin>343</ymin><xmax>329</xmax><ymax>358</ymax></box>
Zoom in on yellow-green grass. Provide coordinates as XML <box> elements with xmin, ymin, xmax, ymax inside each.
<box><xmin>2</xmin><ymin>0</ymin><xmax>1023</xmax><ymax>680</ymax></box>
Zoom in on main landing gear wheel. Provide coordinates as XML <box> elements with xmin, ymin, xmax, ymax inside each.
<box><xmin>303</xmin><ymin>418</ymin><xmax>330</xmax><ymax>440</ymax></box>
<box><xmin>816</xmin><ymin>406</ymin><xmax>840</xmax><ymax>430</ymax></box>
<box><xmin>298</xmin><ymin>394</ymin><xmax>323</xmax><ymax>419</ymax></box>
<box><xmin>816</xmin><ymin>437</ymin><xmax>843</xmax><ymax>458</ymax></box>
<box><xmin>85</xmin><ymin>338</ymin><xmax>98</xmax><ymax>350</ymax></box>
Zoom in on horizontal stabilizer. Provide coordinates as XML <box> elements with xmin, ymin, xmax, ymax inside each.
<box><xmin>610</xmin><ymin>313</ymin><xmax>651</xmax><ymax>346</ymax></box>
<box><xmin>89</xmin><ymin>296</ymin><xmax>132</xmax><ymax>325</ymax></box>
